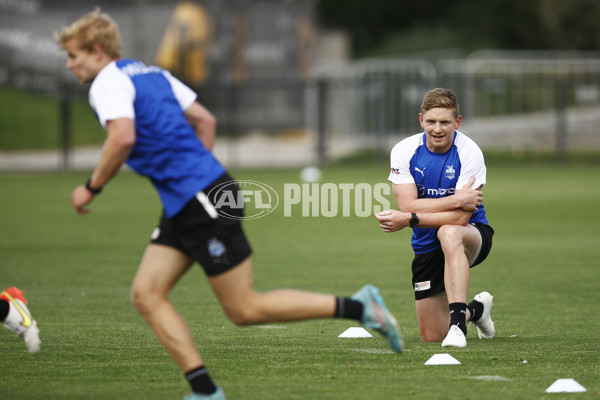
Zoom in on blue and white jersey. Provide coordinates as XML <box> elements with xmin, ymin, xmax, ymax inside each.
<box><xmin>388</xmin><ymin>131</ymin><xmax>488</xmax><ymax>254</ymax></box>
<box><xmin>89</xmin><ymin>59</ymin><xmax>225</xmax><ymax>218</ymax></box>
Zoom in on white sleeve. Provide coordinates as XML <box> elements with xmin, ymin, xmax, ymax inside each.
<box><xmin>388</xmin><ymin>134</ymin><xmax>421</xmax><ymax>184</ymax></box>
<box><xmin>455</xmin><ymin>132</ymin><xmax>487</xmax><ymax>190</ymax></box>
<box><xmin>89</xmin><ymin>63</ymin><xmax>136</xmax><ymax>129</ymax></box>
<box><xmin>163</xmin><ymin>70</ymin><xmax>197</xmax><ymax>111</ymax></box>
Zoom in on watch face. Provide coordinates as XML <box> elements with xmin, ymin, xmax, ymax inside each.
<box><xmin>410</xmin><ymin>214</ymin><xmax>417</xmax><ymax>227</ymax></box>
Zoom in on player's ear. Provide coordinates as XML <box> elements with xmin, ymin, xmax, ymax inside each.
<box><xmin>91</xmin><ymin>43</ymin><xmax>104</xmax><ymax>60</ymax></box>
<box><xmin>418</xmin><ymin>113</ymin><xmax>424</xmax><ymax>128</ymax></box>
<box><xmin>455</xmin><ymin>114</ymin><xmax>462</xmax><ymax>129</ymax></box>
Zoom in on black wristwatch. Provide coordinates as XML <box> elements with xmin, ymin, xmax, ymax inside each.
<box><xmin>85</xmin><ymin>178</ymin><xmax>103</xmax><ymax>195</ymax></box>
<box><xmin>409</xmin><ymin>212</ymin><xmax>419</xmax><ymax>228</ymax></box>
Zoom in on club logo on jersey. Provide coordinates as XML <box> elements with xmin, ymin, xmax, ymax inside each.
<box><xmin>445</xmin><ymin>165</ymin><xmax>455</xmax><ymax>180</ymax></box>
<box><xmin>208</xmin><ymin>237</ymin><xmax>227</xmax><ymax>258</ymax></box>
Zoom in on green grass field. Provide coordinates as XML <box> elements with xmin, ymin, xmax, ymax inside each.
<box><xmin>1</xmin><ymin>163</ymin><xmax>599</xmax><ymax>399</ymax></box>
<box><xmin>0</xmin><ymin>89</ymin><xmax>105</xmax><ymax>151</ymax></box>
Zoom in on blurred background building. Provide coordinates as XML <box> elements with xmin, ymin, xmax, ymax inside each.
<box><xmin>1</xmin><ymin>0</ymin><xmax>599</xmax><ymax>169</ymax></box>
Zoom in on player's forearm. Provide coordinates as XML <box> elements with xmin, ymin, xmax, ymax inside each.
<box><xmin>194</xmin><ymin>119</ymin><xmax>216</xmax><ymax>151</ymax></box>
<box><xmin>396</xmin><ymin>195</ymin><xmax>461</xmax><ymax>214</ymax></box>
<box><xmin>185</xmin><ymin>102</ymin><xmax>217</xmax><ymax>151</ymax></box>
<box><xmin>89</xmin><ymin>126</ymin><xmax>135</xmax><ymax>189</ymax></box>
<box><xmin>411</xmin><ymin>209</ymin><xmax>471</xmax><ymax>229</ymax></box>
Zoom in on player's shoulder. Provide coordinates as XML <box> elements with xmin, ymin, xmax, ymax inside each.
<box><xmin>92</xmin><ymin>60</ymin><xmax>118</xmax><ymax>82</ymax></box>
<box><xmin>454</xmin><ymin>130</ymin><xmax>480</xmax><ymax>148</ymax></box>
<box><xmin>391</xmin><ymin>132</ymin><xmax>424</xmax><ymax>155</ymax></box>
<box><xmin>455</xmin><ymin>131</ymin><xmax>483</xmax><ymax>151</ymax></box>
<box><xmin>89</xmin><ymin>61</ymin><xmax>135</xmax><ymax>109</ymax></box>
<box><xmin>91</xmin><ymin>61</ymin><xmax>130</xmax><ymax>90</ymax></box>
<box><xmin>454</xmin><ymin>131</ymin><xmax>484</xmax><ymax>161</ymax></box>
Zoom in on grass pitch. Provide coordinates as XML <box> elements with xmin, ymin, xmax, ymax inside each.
<box><xmin>1</xmin><ymin>162</ymin><xmax>599</xmax><ymax>399</ymax></box>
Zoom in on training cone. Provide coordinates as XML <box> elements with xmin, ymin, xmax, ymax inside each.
<box><xmin>338</xmin><ymin>327</ymin><xmax>373</xmax><ymax>338</ymax></box>
<box><xmin>545</xmin><ymin>379</ymin><xmax>586</xmax><ymax>393</ymax></box>
<box><xmin>424</xmin><ymin>353</ymin><xmax>461</xmax><ymax>365</ymax></box>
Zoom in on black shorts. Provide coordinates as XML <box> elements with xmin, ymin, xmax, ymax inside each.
<box><xmin>150</xmin><ymin>173</ymin><xmax>252</xmax><ymax>277</ymax></box>
<box><xmin>411</xmin><ymin>223</ymin><xmax>494</xmax><ymax>300</ymax></box>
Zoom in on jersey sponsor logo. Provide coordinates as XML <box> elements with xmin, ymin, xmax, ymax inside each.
<box><xmin>415</xmin><ymin>166</ymin><xmax>426</xmax><ymax>177</ymax></box>
<box><xmin>390</xmin><ymin>167</ymin><xmax>400</xmax><ymax>175</ymax></box>
<box><xmin>427</xmin><ymin>187</ymin><xmax>455</xmax><ymax>196</ymax></box>
<box><xmin>445</xmin><ymin>165</ymin><xmax>455</xmax><ymax>180</ymax></box>
<box><xmin>414</xmin><ymin>281</ymin><xmax>431</xmax><ymax>291</ymax></box>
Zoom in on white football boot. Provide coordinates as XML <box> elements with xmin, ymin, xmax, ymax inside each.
<box><xmin>1</xmin><ymin>287</ymin><xmax>41</xmax><ymax>354</ymax></box>
<box><xmin>472</xmin><ymin>291</ymin><xmax>495</xmax><ymax>339</ymax></box>
<box><xmin>441</xmin><ymin>325</ymin><xmax>467</xmax><ymax>348</ymax></box>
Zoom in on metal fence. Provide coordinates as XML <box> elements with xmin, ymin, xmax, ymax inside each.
<box><xmin>2</xmin><ymin>44</ymin><xmax>600</xmax><ymax>169</ymax></box>
<box><xmin>310</xmin><ymin>51</ymin><xmax>600</xmax><ymax>162</ymax></box>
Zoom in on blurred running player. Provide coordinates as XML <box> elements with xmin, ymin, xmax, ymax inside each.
<box><xmin>55</xmin><ymin>9</ymin><xmax>402</xmax><ymax>400</ymax></box>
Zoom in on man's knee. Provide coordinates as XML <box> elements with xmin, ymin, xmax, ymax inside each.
<box><xmin>130</xmin><ymin>285</ymin><xmax>161</xmax><ymax>315</ymax></box>
<box><xmin>221</xmin><ymin>292</ymin><xmax>262</xmax><ymax>326</ymax></box>
<box><xmin>437</xmin><ymin>225</ymin><xmax>466</xmax><ymax>252</ymax></box>
<box><xmin>420</xmin><ymin>330</ymin><xmax>447</xmax><ymax>343</ymax></box>
<box><xmin>418</xmin><ymin>319</ymin><xmax>448</xmax><ymax>342</ymax></box>
<box><xmin>437</xmin><ymin>224</ymin><xmax>462</xmax><ymax>242</ymax></box>
<box><xmin>223</xmin><ymin>304</ymin><xmax>261</xmax><ymax>326</ymax></box>
<box><xmin>416</xmin><ymin>295</ymin><xmax>450</xmax><ymax>342</ymax></box>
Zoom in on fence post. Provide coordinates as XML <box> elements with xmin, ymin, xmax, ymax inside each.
<box><xmin>555</xmin><ymin>80</ymin><xmax>567</xmax><ymax>163</ymax></box>
<box><xmin>316</xmin><ymin>78</ymin><xmax>327</xmax><ymax>165</ymax></box>
<box><xmin>59</xmin><ymin>82</ymin><xmax>71</xmax><ymax>171</ymax></box>
<box><xmin>376</xmin><ymin>78</ymin><xmax>387</xmax><ymax>162</ymax></box>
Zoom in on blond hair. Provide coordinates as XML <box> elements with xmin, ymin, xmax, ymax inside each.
<box><xmin>421</xmin><ymin>88</ymin><xmax>460</xmax><ymax>117</ymax></box>
<box><xmin>54</xmin><ymin>8</ymin><xmax>122</xmax><ymax>59</ymax></box>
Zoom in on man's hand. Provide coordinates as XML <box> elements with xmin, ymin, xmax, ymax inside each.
<box><xmin>375</xmin><ymin>210</ymin><xmax>410</xmax><ymax>232</ymax></box>
<box><xmin>454</xmin><ymin>176</ymin><xmax>483</xmax><ymax>211</ymax></box>
<box><xmin>71</xmin><ymin>185</ymin><xmax>94</xmax><ymax>215</ymax></box>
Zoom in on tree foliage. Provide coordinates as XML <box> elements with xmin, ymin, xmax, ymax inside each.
<box><xmin>316</xmin><ymin>0</ymin><xmax>600</xmax><ymax>55</ymax></box>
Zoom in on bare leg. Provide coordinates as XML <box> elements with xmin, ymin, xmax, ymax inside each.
<box><xmin>438</xmin><ymin>224</ymin><xmax>481</xmax><ymax>306</ymax></box>
<box><xmin>415</xmin><ymin>294</ymin><xmax>450</xmax><ymax>342</ymax></box>
<box><xmin>415</xmin><ymin>224</ymin><xmax>482</xmax><ymax>342</ymax></box>
<box><xmin>131</xmin><ymin>244</ymin><xmax>202</xmax><ymax>372</ymax></box>
<box><xmin>208</xmin><ymin>257</ymin><xmax>337</xmax><ymax>326</ymax></box>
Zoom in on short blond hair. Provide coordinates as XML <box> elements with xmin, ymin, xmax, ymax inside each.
<box><xmin>421</xmin><ymin>88</ymin><xmax>460</xmax><ymax>118</ymax></box>
<box><xmin>54</xmin><ymin>8</ymin><xmax>122</xmax><ymax>59</ymax></box>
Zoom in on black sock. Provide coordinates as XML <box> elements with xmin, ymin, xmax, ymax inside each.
<box><xmin>449</xmin><ymin>302</ymin><xmax>468</xmax><ymax>336</ymax></box>
<box><xmin>334</xmin><ymin>297</ymin><xmax>364</xmax><ymax>321</ymax></box>
<box><xmin>0</xmin><ymin>299</ymin><xmax>8</xmax><ymax>321</ymax></box>
<box><xmin>185</xmin><ymin>366</ymin><xmax>217</xmax><ymax>395</ymax></box>
<box><xmin>467</xmin><ymin>299</ymin><xmax>484</xmax><ymax>322</ymax></box>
